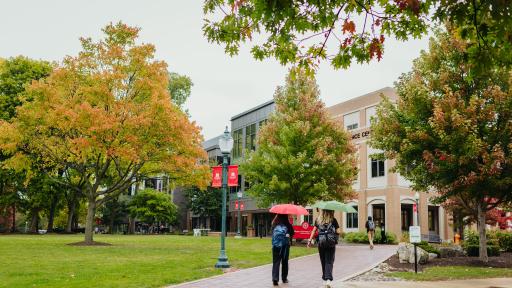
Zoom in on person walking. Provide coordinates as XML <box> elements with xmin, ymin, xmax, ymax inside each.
<box><xmin>365</xmin><ymin>216</ymin><xmax>376</xmax><ymax>249</ymax></box>
<box><xmin>271</xmin><ymin>214</ymin><xmax>294</xmax><ymax>286</ymax></box>
<box><xmin>307</xmin><ymin>209</ymin><xmax>340</xmax><ymax>288</ymax></box>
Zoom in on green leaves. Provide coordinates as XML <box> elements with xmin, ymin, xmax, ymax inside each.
<box><xmin>128</xmin><ymin>189</ymin><xmax>177</xmax><ymax>224</ymax></box>
<box><xmin>240</xmin><ymin>69</ymin><xmax>357</xmax><ymax>206</ymax></box>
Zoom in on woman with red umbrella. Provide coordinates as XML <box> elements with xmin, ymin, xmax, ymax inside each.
<box><xmin>269</xmin><ymin>204</ymin><xmax>308</xmax><ymax>286</ymax></box>
<box><xmin>271</xmin><ymin>214</ymin><xmax>294</xmax><ymax>286</ymax></box>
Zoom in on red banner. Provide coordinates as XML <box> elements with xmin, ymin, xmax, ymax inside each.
<box><xmin>240</xmin><ymin>202</ymin><xmax>244</xmax><ymax>210</ymax></box>
<box><xmin>235</xmin><ymin>200</ymin><xmax>238</xmax><ymax>209</ymax></box>
<box><xmin>212</xmin><ymin>166</ymin><xmax>222</xmax><ymax>187</ymax></box>
<box><xmin>228</xmin><ymin>165</ymin><xmax>238</xmax><ymax>187</ymax></box>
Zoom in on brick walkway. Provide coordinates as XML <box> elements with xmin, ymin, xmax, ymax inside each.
<box><xmin>169</xmin><ymin>244</ymin><xmax>396</xmax><ymax>288</ymax></box>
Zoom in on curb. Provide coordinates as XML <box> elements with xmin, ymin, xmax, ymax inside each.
<box><xmin>335</xmin><ymin>249</ymin><xmax>395</xmax><ymax>283</ymax></box>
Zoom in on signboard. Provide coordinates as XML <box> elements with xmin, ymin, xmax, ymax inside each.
<box><xmin>237</xmin><ymin>191</ymin><xmax>242</xmax><ymax>198</ymax></box>
<box><xmin>293</xmin><ymin>221</ymin><xmax>317</xmax><ymax>240</ymax></box>
<box><xmin>228</xmin><ymin>165</ymin><xmax>239</xmax><ymax>187</ymax></box>
<box><xmin>211</xmin><ymin>166</ymin><xmax>222</xmax><ymax>187</ymax></box>
<box><xmin>409</xmin><ymin>226</ymin><xmax>421</xmax><ymax>243</ymax></box>
<box><xmin>351</xmin><ymin>128</ymin><xmax>371</xmax><ymax>140</ymax></box>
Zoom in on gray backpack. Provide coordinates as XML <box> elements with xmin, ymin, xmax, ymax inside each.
<box><xmin>368</xmin><ymin>220</ymin><xmax>375</xmax><ymax>231</ymax></box>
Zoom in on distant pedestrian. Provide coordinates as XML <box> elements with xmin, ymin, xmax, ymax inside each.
<box><xmin>307</xmin><ymin>209</ymin><xmax>340</xmax><ymax>288</ymax></box>
<box><xmin>271</xmin><ymin>214</ymin><xmax>294</xmax><ymax>286</ymax></box>
<box><xmin>365</xmin><ymin>216</ymin><xmax>375</xmax><ymax>249</ymax></box>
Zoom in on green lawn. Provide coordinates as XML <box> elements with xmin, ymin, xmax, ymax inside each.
<box><xmin>387</xmin><ymin>266</ymin><xmax>512</xmax><ymax>281</ymax></box>
<box><xmin>0</xmin><ymin>234</ymin><xmax>315</xmax><ymax>288</ymax></box>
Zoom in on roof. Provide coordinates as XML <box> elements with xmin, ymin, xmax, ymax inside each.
<box><xmin>202</xmin><ymin>135</ymin><xmax>223</xmax><ymax>150</ymax></box>
<box><xmin>230</xmin><ymin>99</ymin><xmax>275</xmax><ymax>121</ymax></box>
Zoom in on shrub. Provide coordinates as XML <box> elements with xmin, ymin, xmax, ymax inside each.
<box><xmin>400</xmin><ymin>232</ymin><xmax>410</xmax><ymax>243</ymax></box>
<box><xmin>343</xmin><ymin>231</ymin><xmax>397</xmax><ymax>244</ymax></box>
<box><xmin>465</xmin><ymin>245</ymin><xmax>501</xmax><ymax>257</ymax></box>
<box><xmin>417</xmin><ymin>241</ymin><xmax>441</xmax><ymax>256</ymax></box>
<box><xmin>496</xmin><ymin>232</ymin><xmax>512</xmax><ymax>252</ymax></box>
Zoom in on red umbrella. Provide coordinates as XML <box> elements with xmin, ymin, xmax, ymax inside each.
<box><xmin>269</xmin><ymin>204</ymin><xmax>309</xmax><ymax>215</ymax></box>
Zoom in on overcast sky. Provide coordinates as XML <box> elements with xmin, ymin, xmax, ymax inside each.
<box><xmin>0</xmin><ymin>0</ymin><xmax>430</xmax><ymax>140</ymax></box>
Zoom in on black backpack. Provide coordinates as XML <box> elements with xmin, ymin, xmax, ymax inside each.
<box><xmin>318</xmin><ymin>222</ymin><xmax>338</xmax><ymax>248</ymax></box>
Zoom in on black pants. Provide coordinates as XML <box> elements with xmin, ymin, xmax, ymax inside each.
<box><xmin>272</xmin><ymin>245</ymin><xmax>290</xmax><ymax>281</ymax></box>
<box><xmin>318</xmin><ymin>246</ymin><xmax>336</xmax><ymax>281</ymax></box>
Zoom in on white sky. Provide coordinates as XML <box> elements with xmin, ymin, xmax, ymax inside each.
<box><xmin>0</xmin><ymin>0</ymin><xmax>430</xmax><ymax>140</ymax></box>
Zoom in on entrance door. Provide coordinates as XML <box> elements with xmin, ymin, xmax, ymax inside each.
<box><xmin>372</xmin><ymin>204</ymin><xmax>385</xmax><ymax>228</ymax></box>
<box><xmin>401</xmin><ymin>204</ymin><xmax>413</xmax><ymax>231</ymax></box>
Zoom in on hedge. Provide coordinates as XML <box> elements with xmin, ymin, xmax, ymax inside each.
<box><xmin>343</xmin><ymin>229</ymin><xmax>397</xmax><ymax>244</ymax></box>
<box><xmin>465</xmin><ymin>245</ymin><xmax>501</xmax><ymax>257</ymax></box>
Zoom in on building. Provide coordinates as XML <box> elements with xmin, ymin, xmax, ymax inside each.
<box><xmin>326</xmin><ymin>87</ymin><xmax>453</xmax><ymax>242</ymax></box>
<box><xmin>229</xmin><ymin>100</ymin><xmax>276</xmax><ymax>237</ymax></box>
<box><xmin>196</xmin><ymin>87</ymin><xmax>454</xmax><ymax>241</ymax></box>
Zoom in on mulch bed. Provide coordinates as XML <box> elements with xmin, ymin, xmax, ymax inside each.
<box><xmin>385</xmin><ymin>252</ymin><xmax>512</xmax><ymax>272</ymax></box>
<box><xmin>67</xmin><ymin>241</ymin><xmax>112</xmax><ymax>246</ymax></box>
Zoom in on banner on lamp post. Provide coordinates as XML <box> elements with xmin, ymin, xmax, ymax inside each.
<box><xmin>211</xmin><ymin>166</ymin><xmax>222</xmax><ymax>188</ymax></box>
<box><xmin>228</xmin><ymin>165</ymin><xmax>238</xmax><ymax>187</ymax></box>
<box><xmin>240</xmin><ymin>202</ymin><xmax>244</xmax><ymax>211</ymax></box>
<box><xmin>235</xmin><ymin>200</ymin><xmax>239</xmax><ymax>209</ymax></box>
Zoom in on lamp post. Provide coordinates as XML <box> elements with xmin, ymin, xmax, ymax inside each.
<box><xmin>235</xmin><ymin>191</ymin><xmax>242</xmax><ymax>238</ymax></box>
<box><xmin>215</xmin><ymin>126</ymin><xmax>233</xmax><ymax>269</ymax></box>
<box><xmin>414</xmin><ymin>192</ymin><xmax>420</xmax><ymax>226</ymax></box>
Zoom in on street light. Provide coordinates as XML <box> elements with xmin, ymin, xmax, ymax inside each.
<box><xmin>215</xmin><ymin>126</ymin><xmax>233</xmax><ymax>269</ymax></box>
<box><xmin>235</xmin><ymin>191</ymin><xmax>242</xmax><ymax>238</ymax></box>
<box><xmin>414</xmin><ymin>192</ymin><xmax>420</xmax><ymax>226</ymax></box>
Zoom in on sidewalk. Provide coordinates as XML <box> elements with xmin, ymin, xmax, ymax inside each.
<box><xmin>336</xmin><ymin>278</ymin><xmax>512</xmax><ymax>288</ymax></box>
<box><xmin>169</xmin><ymin>244</ymin><xmax>396</xmax><ymax>288</ymax></box>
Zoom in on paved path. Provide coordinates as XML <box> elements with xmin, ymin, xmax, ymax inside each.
<box><xmin>336</xmin><ymin>278</ymin><xmax>512</xmax><ymax>288</ymax></box>
<box><xmin>169</xmin><ymin>245</ymin><xmax>396</xmax><ymax>288</ymax></box>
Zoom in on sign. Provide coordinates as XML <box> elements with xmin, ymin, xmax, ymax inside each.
<box><xmin>409</xmin><ymin>226</ymin><xmax>421</xmax><ymax>243</ymax></box>
<box><xmin>351</xmin><ymin>128</ymin><xmax>371</xmax><ymax>140</ymax></box>
<box><xmin>211</xmin><ymin>166</ymin><xmax>222</xmax><ymax>187</ymax></box>
<box><xmin>228</xmin><ymin>165</ymin><xmax>239</xmax><ymax>187</ymax></box>
<box><xmin>237</xmin><ymin>191</ymin><xmax>243</xmax><ymax>198</ymax></box>
<box><xmin>293</xmin><ymin>221</ymin><xmax>317</xmax><ymax>240</ymax></box>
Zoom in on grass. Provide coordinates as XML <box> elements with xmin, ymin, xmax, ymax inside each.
<box><xmin>0</xmin><ymin>234</ymin><xmax>315</xmax><ymax>288</ymax></box>
<box><xmin>387</xmin><ymin>266</ymin><xmax>512</xmax><ymax>281</ymax></box>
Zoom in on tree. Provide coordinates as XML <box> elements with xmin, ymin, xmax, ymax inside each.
<box><xmin>128</xmin><ymin>189</ymin><xmax>177</xmax><ymax>225</ymax></box>
<box><xmin>241</xmin><ymin>69</ymin><xmax>357</xmax><ymax>206</ymax></box>
<box><xmin>168</xmin><ymin>72</ymin><xmax>193</xmax><ymax>113</ymax></box>
<box><xmin>0</xmin><ymin>56</ymin><xmax>53</xmax><ymax>232</ymax></box>
<box><xmin>0</xmin><ymin>22</ymin><xmax>209</xmax><ymax>244</ymax></box>
<box><xmin>370</xmin><ymin>30</ymin><xmax>512</xmax><ymax>262</ymax></box>
<box><xmin>185</xmin><ymin>186</ymin><xmax>222</xmax><ymax>224</ymax></box>
<box><xmin>203</xmin><ymin>1</ymin><xmax>512</xmax><ymax>71</ymax></box>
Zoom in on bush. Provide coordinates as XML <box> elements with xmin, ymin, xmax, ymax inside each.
<box><xmin>400</xmin><ymin>232</ymin><xmax>410</xmax><ymax>243</ymax></box>
<box><xmin>465</xmin><ymin>245</ymin><xmax>501</xmax><ymax>257</ymax></box>
<box><xmin>343</xmin><ymin>230</ymin><xmax>397</xmax><ymax>244</ymax></box>
<box><xmin>496</xmin><ymin>232</ymin><xmax>512</xmax><ymax>252</ymax></box>
<box><xmin>417</xmin><ymin>241</ymin><xmax>441</xmax><ymax>256</ymax></box>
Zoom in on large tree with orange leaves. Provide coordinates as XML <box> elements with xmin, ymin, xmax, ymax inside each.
<box><xmin>0</xmin><ymin>23</ymin><xmax>209</xmax><ymax>244</ymax></box>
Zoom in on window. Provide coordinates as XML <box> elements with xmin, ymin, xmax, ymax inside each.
<box><xmin>366</xmin><ymin>106</ymin><xmax>377</xmax><ymax>127</ymax></box>
<box><xmin>346</xmin><ymin>206</ymin><xmax>358</xmax><ymax>228</ymax></box>
<box><xmin>304</xmin><ymin>209</ymin><xmax>314</xmax><ymax>225</ymax></box>
<box><xmin>343</xmin><ymin>111</ymin><xmax>359</xmax><ymax>131</ymax></box>
<box><xmin>259</xmin><ymin>119</ymin><xmax>268</xmax><ymax>128</ymax></box>
<box><xmin>371</xmin><ymin>158</ymin><xmax>385</xmax><ymax>177</ymax></box>
<box><xmin>232</xmin><ymin>129</ymin><xmax>243</xmax><ymax>158</ymax></box>
<box><xmin>245</xmin><ymin>123</ymin><xmax>256</xmax><ymax>151</ymax></box>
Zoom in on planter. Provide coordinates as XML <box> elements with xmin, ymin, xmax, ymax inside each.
<box><xmin>247</xmin><ymin>227</ymin><xmax>255</xmax><ymax>237</ymax></box>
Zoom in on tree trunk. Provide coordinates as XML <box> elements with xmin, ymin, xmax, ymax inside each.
<box><xmin>11</xmin><ymin>204</ymin><xmax>16</xmax><ymax>233</ymax></box>
<box><xmin>47</xmin><ymin>196</ymin><xmax>58</xmax><ymax>233</ymax></box>
<box><xmin>84</xmin><ymin>198</ymin><xmax>96</xmax><ymax>244</ymax></box>
<box><xmin>66</xmin><ymin>201</ymin><xmax>75</xmax><ymax>233</ymax></box>
<box><xmin>128</xmin><ymin>216</ymin><xmax>135</xmax><ymax>234</ymax></box>
<box><xmin>29</xmin><ymin>208</ymin><xmax>39</xmax><ymax>234</ymax></box>
<box><xmin>477</xmin><ymin>203</ymin><xmax>488</xmax><ymax>263</ymax></box>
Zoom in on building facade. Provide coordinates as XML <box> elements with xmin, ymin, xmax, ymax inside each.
<box><xmin>197</xmin><ymin>87</ymin><xmax>454</xmax><ymax>241</ymax></box>
<box><xmin>326</xmin><ymin>87</ymin><xmax>453</xmax><ymax>242</ymax></box>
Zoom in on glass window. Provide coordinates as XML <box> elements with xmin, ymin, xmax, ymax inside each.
<box><xmin>343</xmin><ymin>111</ymin><xmax>359</xmax><ymax>131</ymax></box>
<box><xmin>371</xmin><ymin>159</ymin><xmax>385</xmax><ymax>178</ymax></box>
<box><xmin>346</xmin><ymin>206</ymin><xmax>358</xmax><ymax>228</ymax></box>
<box><xmin>232</xmin><ymin>129</ymin><xmax>243</xmax><ymax>159</ymax></box>
<box><xmin>245</xmin><ymin>123</ymin><xmax>256</xmax><ymax>151</ymax></box>
<box><xmin>366</xmin><ymin>106</ymin><xmax>377</xmax><ymax>127</ymax></box>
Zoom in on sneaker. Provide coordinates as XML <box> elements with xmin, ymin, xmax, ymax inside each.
<box><xmin>370</xmin><ymin>244</ymin><xmax>374</xmax><ymax>250</ymax></box>
<box><xmin>273</xmin><ymin>280</ymin><xmax>278</xmax><ymax>286</ymax></box>
<box><xmin>326</xmin><ymin>280</ymin><xmax>332</xmax><ymax>288</ymax></box>
<box><xmin>322</xmin><ymin>280</ymin><xmax>327</xmax><ymax>287</ymax></box>
<box><xmin>282</xmin><ymin>279</ymin><xmax>288</xmax><ymax>283</ymax></box>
